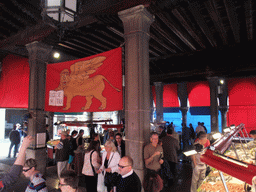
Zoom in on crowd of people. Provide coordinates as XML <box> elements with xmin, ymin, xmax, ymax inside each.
<box><xmin>2</xmin><ymin>120</ymin><xmax>214</xmax><ymax>192</ymax></box>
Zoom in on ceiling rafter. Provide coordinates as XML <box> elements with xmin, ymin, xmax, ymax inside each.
<box><xmin>63</xmin><ymin>41</ymin><xmax>98</xmax><ymax>55</ymax></box>
<box><xmin>151</xmin><ymin>20</ymin><xmax>186</xmax><ymax>52</ymax></box>
<box><xmin>74</xmin><ymin>33</ymin><xmax>114</xmax><ymax>51</ymax></box>
<box><xmin>150</xmin><ymin>32</ymin><xmax>177</xmax><ymax>53</ymax></box>
<box><xmin>0</xmin><ymin>16</ymin><xmax>21</xmax><ymax>31</ymax></box>
<box><xmin>188</xmin><ymin>1</ymin><xmax>217</xmax><ymax>47</ymax></box>
<box><xmin>149</xmin><ymin>41</ymin><xmax>168</xmax><ymax>55</ymax></box>
<box><xmin>156</xmin><ymin>11</ymin><xmax>197</xmax><ymax>51</ymax></box>
<box><xmin>97</xmin><ymin>30</ymin><xmax>123</xmax><ymax>45</ymax></box>
<box><xmin>172</xmin><ymin>8</ymin><xmax>207</xmax><ymax>49</ymax></box>
<box><xmin>0</xmin><ymin>4</ymin><xmax>31</xmax><ymax>27</ymax></box>
<box><xmin>223</xmin><ymin>0</ymin><xmax>241</xmax><ymax>43</ymax></box>
<box><xmin>89</xmin><ymin>33</ymin><xmax>119</xmax><ymax>48</ymax></box>
<box><xmin>204</xmin><ymin>0</ymin><xmax>228</xmax><ymax>45</ymax></box>
<box><xmin>71</xmin><ymin>39</ymin><xmax>106</xmax><ymax>53</ymax></box>
<box><xmin>107</xmin><ymin>26</ymin><xmax>124</xmax><ymax>37</ymax></box>
<box><xmin>58</xmin><ymin>42</ymin><xmax>90</xmax><ymax>56</ymax></box>
<box><xmin>10</xmin><ymin>0</ymin><xmax>41</xmax><ymax>22</ymax></box>
<box><xmin>244</xmin><ymin>0</ymin><xmax>253</xmax><ymax>41</ymax></box>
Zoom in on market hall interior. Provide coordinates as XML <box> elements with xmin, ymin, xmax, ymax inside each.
<box><xmin>1</xmin><ymin>0</ymin><xmax>256</xmax><ymax>191</ymax></box>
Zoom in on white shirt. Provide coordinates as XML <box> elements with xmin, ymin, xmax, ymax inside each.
<box><xmin>122</xmin><ymin>169</ymin><xmax>133</xmax><ymax>178</ymax></box>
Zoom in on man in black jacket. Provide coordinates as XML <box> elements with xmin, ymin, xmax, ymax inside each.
<box><xmin>113</xmin><ymin>156</ymin><xmax>141</xmax><ymax>192</ymax></box>
<box><xmin>8</xmin><ymin>125</ymin><xmax>21</xmax><ymax>158</ymax></box>
<box><xmin>162</xmin><ymin>128</ymin><xmax>180</xmax><ymax>185</ymax></box>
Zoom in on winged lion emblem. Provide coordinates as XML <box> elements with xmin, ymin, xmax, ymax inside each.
<box><xmin>55</xmin><ymin>56</ymin><xmax>121</xmax><ymax>110</ymax></box>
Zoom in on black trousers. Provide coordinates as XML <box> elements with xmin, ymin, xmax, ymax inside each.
<box><xmin>167</xmin><ymin>161</ymin><xmax>177</xmax><ymax>179</ymax></box>
<box><xmin>83</xmin><ymin>175</ymin><xmax>98</xmax><ymax>192</ymax></box>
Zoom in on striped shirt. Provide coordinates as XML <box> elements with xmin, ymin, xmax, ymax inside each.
<box><xmin>25</xmin><ymin>173</ymin><xmax>48</xmax><ymax>192</ymax></box>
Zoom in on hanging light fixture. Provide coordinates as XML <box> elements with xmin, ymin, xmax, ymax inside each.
<box><xmin>41</xmin><ymin>0</ymin><xmax>81</xmax><ymax>39</ymax></box>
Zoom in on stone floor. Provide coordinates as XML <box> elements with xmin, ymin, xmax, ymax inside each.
<box><xmin>0</xmin><ymin>139</ymin><xmax>193</xmax><ymax>192</ymax></box>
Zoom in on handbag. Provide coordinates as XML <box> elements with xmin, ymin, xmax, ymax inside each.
<box><xmin>90</xmin><ymin>150</ymin><xmax>97</xmax><ymax>177</ymax></box>
<box><xmin>97</xmin><ymin>172</ymin><xmax>107</xmax><ymax>192</ymax></box>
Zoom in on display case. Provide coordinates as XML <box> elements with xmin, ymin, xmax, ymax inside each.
<box><xmin>198</xmin><ymin>124</ymin><xmax>256</xmax><ymax>192</ymax></box>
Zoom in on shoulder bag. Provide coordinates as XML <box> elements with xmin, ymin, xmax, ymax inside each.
<box><xmin>90</xmin><ymin>150</ymin><xmax>97</xmax><ymax>177</ymax></box>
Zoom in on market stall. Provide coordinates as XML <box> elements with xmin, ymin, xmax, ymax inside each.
<box><xmin>199</xmin><ymin>124</ymin><xmax>256</xmax><ymax>192</ymax></box>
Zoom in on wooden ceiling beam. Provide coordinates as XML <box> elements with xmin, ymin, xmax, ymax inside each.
<box><xmin>63</xmin><ymin>41</ymin><xmax>98</xmax><ymax>55</ymax></box>
<box><xmin>204</xmin><ymin>0</ymin><xmax>228</xmax><ymax>45</ymax></box>
<box><xmin>188</xmin><ymin>1</ymin><xmax>217</xmax><ymax>47</ymax></box>
<box><xmin>72</xmin><ymin>39</ymin><xmax>106</xmax><ymax>53</ymax></box>
<box><xmin>0</xmin><ymin>22</ymin><xmax>55</xmax><ymax>49</ymax></box>
<box><xmin>98</xmin><ymin>30</ymin><xmax>123</xmax><ymax>44</ymax></box>
<box><xmin>10</xmin><ymin>0</ymin><xmax>41</xmax><ymax>22</ymax></box>
<box><xmin>107</xmin><ymin>26</ymin><xmax>124</xmax><ymax>38</ymax></box>
<box><xmin>244</xmin><ymin>0</ymin><xmax>253</xmax><ymax>41</ymax></box>
<box><xmin>0</xmin><ymin>4</ymin><xmax>32</xmax><ymax>27</ymax></box>
<box><xmin>0</xmin><ymin>16</ymin><xmax>21</xmax><ymax>31</ymax></box>
<box><xmin>149</xmin><ymin>49</ymin><xmax>160</xmax><ymax>57</ymax></box>
<box><xmin>223</xmin><ymin>0</ymin><xmax>241</xmax><ymax>43</ymax></box>
<box><xmin>75</xmin><ymin>33</ymin><xmax>114</xmax><ymax>51</ymax></box>
<box><xmin>89</xmin><ymin>33</ymin><xmax>119</xmax><ymax>48</ymax></box>
<box><xmin>172</xmin><ymin>8</ymin><xmax>207</xmax><ymax>49</ymax></box>
<box><xmin>151</xmin><ymin>21</ymin><xmax>186</xmax><ymax>52</ymax></box>
<box><xmin>58</xmin><ymin>42</ymin><xmax>89</xmax><ymax>56</ymax></box>
<box><xmin>156</xmin><ymin>11</ymin><xmax>197</xmax><ymax>51</ymax></box>
<box><xmin>150</xmin><ymin>32</ymin><xmax>177</xmax><ymax>53</ymax></box>
<box><xmin>149</xmin><ymin>41</ymin><xmax>168</xmax><ymax>55</ymax></box>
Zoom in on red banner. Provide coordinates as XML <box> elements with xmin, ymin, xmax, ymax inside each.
<box><xmin>45</xmin><ymin>48</ymin><xmax>123</xmax><ymax>112</ymax></box>
<box><xmin>0</xmin><ymin>54</ymin><xmax>29</xmax><ymax>108</ymax></box>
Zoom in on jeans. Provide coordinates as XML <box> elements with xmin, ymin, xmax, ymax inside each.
<box><xmin>8</xmin><ymin>142</ymin><xmax>19</xmax><ymax>158</ymax></box>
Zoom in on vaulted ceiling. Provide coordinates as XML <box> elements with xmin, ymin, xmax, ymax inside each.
<box><xmin>1</xmin><ymin>0</ymin><xmax>256</xmax><ymax>84</ymax></box>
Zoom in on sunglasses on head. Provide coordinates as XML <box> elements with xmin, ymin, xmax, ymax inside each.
<box><xmin>22</xmin><ymin>167</ymin><xmax>33</xmax><ymax>172</ymax></box>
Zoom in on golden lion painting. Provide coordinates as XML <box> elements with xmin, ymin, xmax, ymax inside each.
<box><xmin>55</xmin><ymin>56</ymin><xmax>121</xmax><ymax>110</ymax></box>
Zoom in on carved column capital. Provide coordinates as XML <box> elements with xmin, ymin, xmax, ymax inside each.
<box><xmin>119</xmin><ymin>5</ymin><xmax>154</xmax><ymax>35</ymax></box>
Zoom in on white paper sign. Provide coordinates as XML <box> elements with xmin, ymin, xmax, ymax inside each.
<box><xmin>36</xmin><ymin>133</ymin><xmax>46</xmax><ymax>148</ymax></box>
<box><xmin>49</xmin><ymin>90</ymin><xmax>64</xmax><ymax>106</ymax></box>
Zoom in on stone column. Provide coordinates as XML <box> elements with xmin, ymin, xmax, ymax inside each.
<box><xmin>46</xmin><ymin>111</ymin><xmax>54</xmax><ymax>139</ymax></box>
<box><xmin>218</xmin><ymin>78</ymin><xmax>228</xmax><ymax>132</ymax></box>
<box><xmin>178</xmin><ymin>82</ymin><xmax>188</xmax><ymax>126</ymax></box>
<box><xmin>208</xmin><ymin>77</ymin><xmax>219</xmax><ymax>132</ymax></box>
<box><xmin>118</xmin><ymin>5</ymin><xmax>154</xmax><ymax>182</ymax></box>
<box><xmin>150</xmin><ymin>85</ymin><xmax>154</xmax><ymax>123</ymax></box>
<box><xmin>26</xmin><ymin>41</ymin><xmax>53</xmax><ymax>175</ymax></box>
<box><xmin>154</xmin><ymin>82</ymin><xmax>164</xmax><ymax>123</ymax></box>
<box><xmin>219</xmin><ymin>106</ymin><xmax>228</xmax><ymax>132</ymax></box>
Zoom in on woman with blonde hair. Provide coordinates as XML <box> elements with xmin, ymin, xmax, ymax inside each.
<box><xmin>97</xmin><ymin>139</ymin><xmax>120</xmax><ymax>192</ymax></box>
